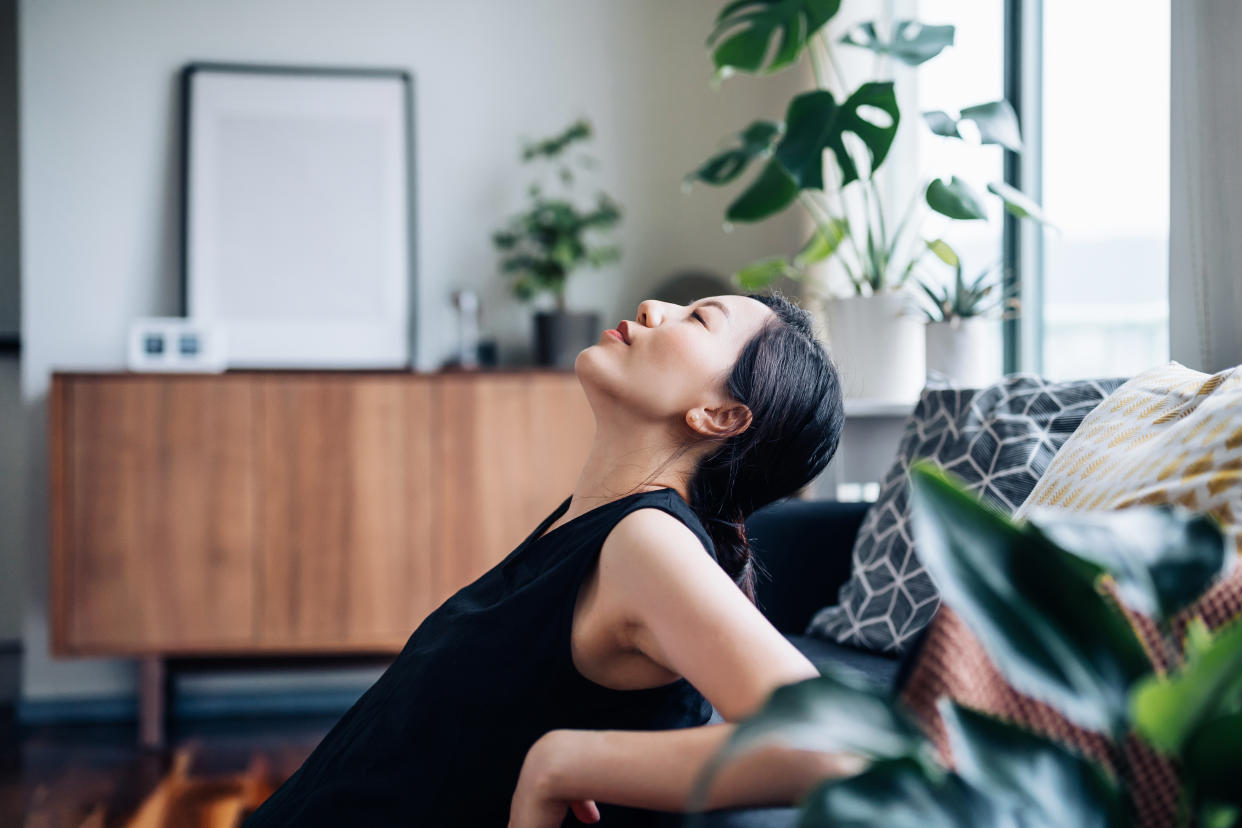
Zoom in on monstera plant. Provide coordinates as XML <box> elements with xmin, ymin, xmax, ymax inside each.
<box><xmin>685</xmin><ymin>462</ymin><xmax>1242</xmax><ymax>827</ymax></box>
<box><xmin>685</xmin><ymin>2</ymin><xmax>1050</xmax><ymax>402</ymax></box>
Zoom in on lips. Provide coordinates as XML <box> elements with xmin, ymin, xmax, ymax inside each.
<box><xmin>617</xmin><ymin>320</ymin><xmax>632</xmax><ymax>345</ymax></box>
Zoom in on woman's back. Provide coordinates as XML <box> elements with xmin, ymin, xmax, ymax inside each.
<box><xmin>242</xmin><ymin>487</ymin><xmax>716</xmax><ymax>827</ymax></box>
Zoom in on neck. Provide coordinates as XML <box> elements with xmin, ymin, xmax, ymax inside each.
<box><xmin>561</xmin><ymin>417</ymin><xmax>700</xmax><ymax>520</ymax></box>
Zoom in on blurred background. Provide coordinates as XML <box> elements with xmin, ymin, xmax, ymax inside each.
<box><xmin>2</xmin><ymin>0</ymin><xmax>1237</xmax><ymax>825</ymax></box>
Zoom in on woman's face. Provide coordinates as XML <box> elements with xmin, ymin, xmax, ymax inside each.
<box><xmin>575</xmin><ymin>295</ymin><xmax>776</xmax><ymax>433</ymax></box>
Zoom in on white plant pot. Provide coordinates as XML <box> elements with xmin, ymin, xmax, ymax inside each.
<box><xmin>822</xmin><ymin>293</ymin><xmax>926</xmax><ymax>404</ymax></box>
<box><xmin>925</xmin><ymin>317</ymin><xmax>1002</xmax><ymax>388</ymax></box>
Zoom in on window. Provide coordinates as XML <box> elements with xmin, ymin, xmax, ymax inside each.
<box><xmin>911</xmin><ymin>1</ymin><xmax>1170</xmax><ymax>379</ymax></box>
<box><xmin>1037</xmin><ymin>0</ymin><xmax>1170</xmax><ymax>379</ymax></box>
<box><xmin>913</xmin><ymin>0</ymin><xmax>1007</xmax><ymax>345</ymax></box>
<box><xmin>904</xmin><ymin>0</ymin><xmax>1007</xmax><ymax>384</ymax></box>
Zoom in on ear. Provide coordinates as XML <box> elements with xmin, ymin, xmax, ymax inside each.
<box><xmin>685</xmin><ymin>403</ymin><xmax>752</xmax><ymax>439</ymax></box>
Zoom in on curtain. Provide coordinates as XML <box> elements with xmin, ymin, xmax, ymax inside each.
<box><xmin>1170</xmin><ymin>0</ymin><xmax>1242</xmax><ymax>373</ymax></box>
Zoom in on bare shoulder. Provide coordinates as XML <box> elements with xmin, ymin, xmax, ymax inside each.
<box><xmin>597</xmin><ymin>506</ymin><xmax>731</xmax><ymax>610</ymax></box>
<box><xmin>596</xmin><ymin>504</ymin><xmax>820</xmax><ymax>721</ymax></box>
<box><xmin>594</xmin><ymin>505</ymin><xmax>731</xmax><ymax>633</ymax></box>
<box><xmin>604</xmin><ymin>506</ymin><xmax>717</xmax><ymax>567</ymax></box>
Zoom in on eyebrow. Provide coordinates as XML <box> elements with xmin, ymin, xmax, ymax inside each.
<box><xmin>694</xmin><ymin>299</ymin><xmax>731</xmax><ymax>322</ymax></box>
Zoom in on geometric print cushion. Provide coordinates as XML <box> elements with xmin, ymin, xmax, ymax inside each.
<box><xmin>804</xmin><ymin>373</ymin><xmax>1127</xmax><ymax>654</ymax></box>
<box><xmin>900</xmin><ymin>361</ymin><xmax>1242</xmax><ymax>828</ymax></box>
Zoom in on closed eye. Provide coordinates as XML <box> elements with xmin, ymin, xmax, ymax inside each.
<box><xmin>691</xmin><ymin>310</ymin><xmax>707</xmax><ymax>326</ymax></box>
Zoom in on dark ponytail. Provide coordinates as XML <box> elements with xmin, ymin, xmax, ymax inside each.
<box><xmin>684</xmin><ymin>291</ymin><xmax>845</xmax><ymax>603</ymax></box>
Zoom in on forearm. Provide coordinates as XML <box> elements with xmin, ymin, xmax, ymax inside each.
<box><xmin>537</xmin><ymin>723</ymin><xmax>862</xmax><ymax>813</ymax></box>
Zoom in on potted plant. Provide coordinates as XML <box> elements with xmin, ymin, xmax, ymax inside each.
<box><xmin>685</xmin><ymin>462</ymin><xmax>1242</xmax><ymax>827</ymax></box>
<box><xmin>493</xmin><ymin>119</ymin><xmax>622</xmax><ymax>368</ymax></box>
<box><xmin>685</xmin><ymin>6</ymin><xmax>1051</xmax><ymax>402</ymax></box>
<box><xmin>916</xmin><ymin>239</ymin><xmax>1019</xmax><ymax>387</ymax></box>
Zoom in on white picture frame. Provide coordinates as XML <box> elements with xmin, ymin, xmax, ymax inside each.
<box><xmin>182</xmin><ymin>63</ymin><xmax>415</xmax><ymax>368</ymax></box>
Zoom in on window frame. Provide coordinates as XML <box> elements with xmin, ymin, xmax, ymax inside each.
<box><xmin>1003</xmin><ymin>0</ymin><xmax>1044</xmax><ymax>374</ymax></box>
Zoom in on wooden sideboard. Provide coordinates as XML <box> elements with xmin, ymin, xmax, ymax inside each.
<box><xmin>49</xmin><ymin>370</ymin><xmax>595</xmax><ymax>744</ymax></box>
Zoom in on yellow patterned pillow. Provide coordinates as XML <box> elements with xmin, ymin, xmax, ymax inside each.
<box><xmin>1014</xmin><ymin>360</ymin><xmax>1242</xmax><ymax>558</ymax></box>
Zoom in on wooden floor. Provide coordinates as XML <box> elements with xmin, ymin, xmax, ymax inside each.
<box><xmin>0</xmin><ymin>704</ymin><xmax>333</xmax><ymax>827</ymax></box>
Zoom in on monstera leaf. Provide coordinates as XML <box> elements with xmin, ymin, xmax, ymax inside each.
<box><xmin>922</xmin><ymin>109</ymin><xmax>962</xmax><ymax>139</ymax></box>
<box><xmin>775</xmin><ymin>84</ymin><xmax>900</xmax><ymax>188</ymax></box>
<box><xmin>926</xmin><ymin>176</ymin><xmax>987</xmax><ymax>220</ymax></box>
<box><xmin>718</xmin><ymin>83</ymin><xmax>900</xmax><ymax>221</ymax></box>
<box><xmin>959</xmin><ymin>101</ymin><xmax>1023</xmax><ymax>151</ymax></box>
<box><xmin>839</xmin><ymin>20</ymin><xmax>955</xmax><ymax>66</ymax></box>
<box><xmin>708</xmin><ymin>0</ymin><xmax>842</xmax><ymax>75</ymax></box>
<box><xmin>908</xmin><ymin>462</ymin><xmax>1152</xmax><ymax>733</ymax></box>
<box><xmin>921</xmin><ymin>100</ymin><xmax>1023</xmax><ymax>152</ymax></box>
<box><xmin>725</xmin><ymin>160</ymin><xmax>800</xmax><ymax>221</ymax></box>
<box><xmin>687</xmin><ymin>121</ymin><xmax>783</xmax><ymax>185</ymax></box>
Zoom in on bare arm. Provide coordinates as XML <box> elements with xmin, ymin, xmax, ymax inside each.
<box><xmin>528</xmin><ymin>723</ymin><xmax>864</xmax><ymax>813</ymax></box>
<box><xmin>509</xmin><ymin>508</ymin><xmax>865</xmax><ymax>824</ymax></box>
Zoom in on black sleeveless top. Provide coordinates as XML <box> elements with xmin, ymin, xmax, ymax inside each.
<box><xmin>243</xmin><ymin>487</ymin><xmax>717</xmax><ymax>827</ymax></box>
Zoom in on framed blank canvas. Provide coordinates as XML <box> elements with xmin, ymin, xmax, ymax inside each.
<box><xmin>181</xmin><ymin>62</ymin><xmax>415</xmax><ymax>368</ymax></box>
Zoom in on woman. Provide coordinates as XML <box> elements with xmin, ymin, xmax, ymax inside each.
<box><xmin>243</xmin><ymin>291</ymin><xmax>857</xmax><ymax>827</ymax></box>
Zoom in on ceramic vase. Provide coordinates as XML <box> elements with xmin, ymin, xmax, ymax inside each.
<box><xmin>924</xmin><ymin>316</ymin><xmax>1002</xmax><ymax>387</ymax></box>
<box><xmin>822</xmin><ymin>292</ymin><xmax>926</xmax><ymax>403</ymax></box>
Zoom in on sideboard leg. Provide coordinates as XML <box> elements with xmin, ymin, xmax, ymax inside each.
<box><xmin>138</xmin><ymin>656</ymin><xmax>167</xmax><ymax>750</ymax></box>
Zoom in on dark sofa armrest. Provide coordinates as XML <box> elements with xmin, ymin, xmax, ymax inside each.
<box><xmin>744</xmin><ymin>499</ymin><xmax>872</xmax><ymax>635</ymax></box>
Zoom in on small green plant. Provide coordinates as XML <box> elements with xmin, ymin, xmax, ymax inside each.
<box><xmin>684</xmin><ymin>4</ymin><xmax>1052</xmax><ymax>296</ymax></box>
<box><xmin>492</xmin><ymin>119</ymin><xmax>622</xmax><ymax>312</ymax></box>
<box><xmin>915</xmin><ymin>239</ymin><xmax>1020</xmax><ymax>322</ymax></box>
<box><xmin>687</xmin><ymin>462</ymin><xmax>1241</xmax><ymax>827</ymax></box>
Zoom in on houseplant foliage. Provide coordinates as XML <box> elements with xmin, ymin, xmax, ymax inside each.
<box><xmin>686</xmin><ymin>461</ymin><xmax>1242</xmax><ymax>827</ymax></box>
<box><xmin>915</xmin><ymin>240</ymin><xmax>1015</xmax><ymax>323</ymax></box>
<box><xmin>686</xmin><ymin>3</ymin><xmax>1050</xmax><ymax>295</ymax></box>
<box><xmin>492</xmin><ymin>119</ymin><xmax>621</xmax><ymax>365</ymax></box>
<box><xmin>915</xmin><ymin>239</ymin><xmax>1017</xmax><ymax>386</ymax></box>
<box><xmin>493</xmin><ymin>119</ymin><xmax>621</xmax><ymax>310</ymax></box>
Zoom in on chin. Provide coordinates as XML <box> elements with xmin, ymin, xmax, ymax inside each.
<box><xmin>573</xmin><ymin>343</ymin><xmax>602</xmax><ymax>383</ymax></box>
<box><xmin>573</xmin><ymin>345</ymin><xmax>624</xmax><ymax>403</ymax></box>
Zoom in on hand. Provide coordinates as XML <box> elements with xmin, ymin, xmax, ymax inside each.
<box><xmin>509</xmin><ymin>730</ymin><xmax>601</xmax><ymax>828</ymax></box>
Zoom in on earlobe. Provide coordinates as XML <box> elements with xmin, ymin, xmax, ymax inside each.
<box><xmin>687</xmin><ymin>404</ymin><xmax>752</xmax><ymax>439</ymax></box>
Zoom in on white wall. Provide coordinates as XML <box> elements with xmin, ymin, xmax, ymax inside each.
<box><xmin>18</xmin><ymin>0</ymin><xmax>807</xmax><ymax>703</ymax></box>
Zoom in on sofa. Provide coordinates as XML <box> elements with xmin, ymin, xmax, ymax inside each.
<box><xmin>687</xmin><ymin>360</ymin><xmax>1242</xmax><ymax>827</ymax></box>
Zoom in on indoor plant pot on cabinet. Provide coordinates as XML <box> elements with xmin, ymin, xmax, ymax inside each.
<box><xmin>493</xmin><ymin>119</ymin><xmax>621</xmax><ymax>368</ymax></box>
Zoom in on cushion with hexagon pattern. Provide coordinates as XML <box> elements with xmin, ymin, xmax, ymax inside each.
<box><xmin>804</xmin><ymin>373</ymin><xmax>1128</xmax><ymax>654</ymax></box>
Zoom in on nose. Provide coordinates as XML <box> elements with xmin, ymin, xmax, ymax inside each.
<box><xmin>636</xmin><ymin>299</ymin><xmax>674</xmax><ymax>327</ymax></box>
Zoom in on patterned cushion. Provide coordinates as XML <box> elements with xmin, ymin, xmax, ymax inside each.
<box><xmin>805</xmin><ymin>374</ymin><xmax>1126</xmax><ymax>654</ymax></box>
<box><xmin>898</xmin><ymin>360</ymin><xmax>1242</xmax><ymax>828</ymax></box>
